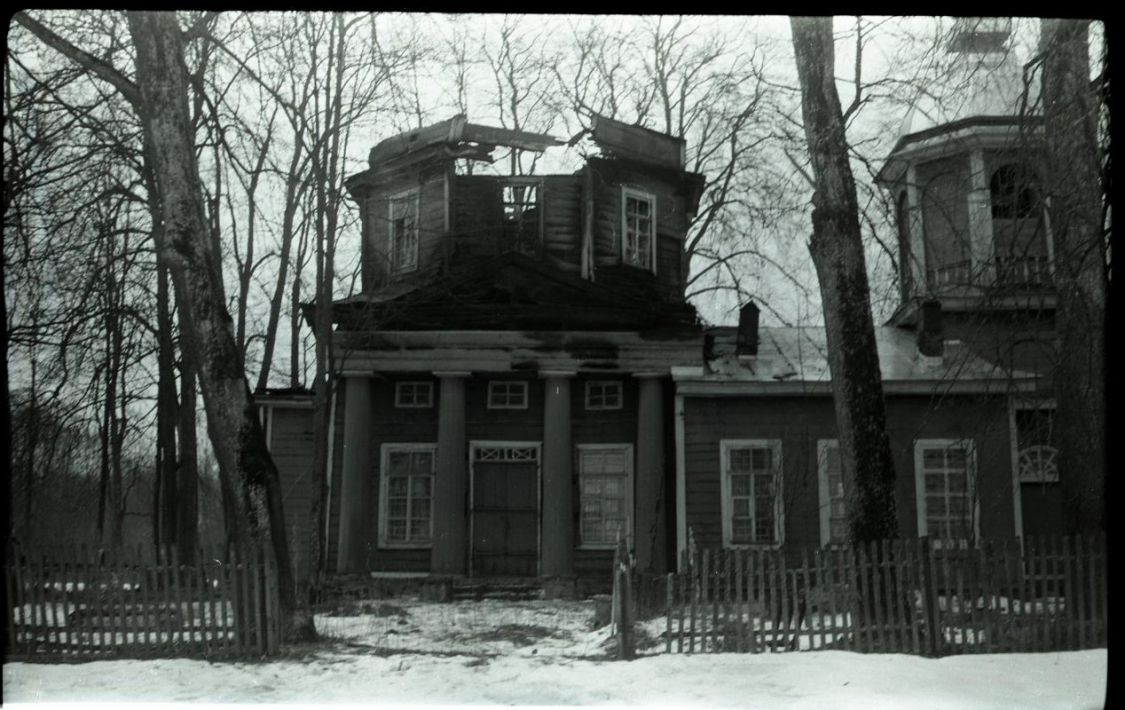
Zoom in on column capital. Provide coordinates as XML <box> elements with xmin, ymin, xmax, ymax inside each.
<box><xmin>539</xmin><ymin>370</ymin><xmax>577</xmax><ymax>379</ymax></box>
<box><xmin>632</xmin><ymin>371</ymin><xmax>667</xmax><ymax>380</ymax></box>
<box><xmin>432</xmin><ymin>370</ymin><xmax>471</xmax><ymax>378</ymax></box>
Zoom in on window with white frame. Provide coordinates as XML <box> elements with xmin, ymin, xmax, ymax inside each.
<box><xmin>394</xmin><ymin>381</ymin><xmax>433</xmax><ymax>408</ymax></box>
<box><xmin>577</xmin><ymin>444</ymin><xmax>633</xmax><ymax>548</ymax></box>
<box><xmin>621</xmin><ymin>187</ymin><xmax>656</xmax><ymax>271</ymax></box>
<box><xmin>388</xmin><ymin>189</ymin><xmax>419</xmax><ymax>273</ymax></box>
<box><xmin>379</xmin><ymin>444</ymin><xmax>436</xmax><ymax>547</ymax></box>
<box><xmin>585</xmin><ymin>380</ymin><xmax>623</xmax><ymax>410</ymax></box>
<box><xmin>914</xmin><ymin>439</ymin><xmax>977</xmax><ymax>542</ymax></box>
<box><xmin>817</xmin><ymin>440</ymin><xmax>848</xmax><ymax>546</ymax></box>
<box><xmin>720</xmin><ymin>440</ymin><xmax>783</xmax><ymax>546</ymax></box>
<box><xmin>487</xmin><ymin>381</ymin><xmax>528</xmax><ymax>409</ymax></box>
<box><xmin>1014</xmin><ymin>403</ymin><xmax>1058</xmax><ymax>483</ymax></box>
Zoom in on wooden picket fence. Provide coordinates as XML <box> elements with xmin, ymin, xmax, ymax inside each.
<box><xmin>655</xmin><ymin>534</ymin><xmax>1105</xmax><ymax>656</ymax></box>
<box><xmin>5</xmin><ymin>543</ymin><xmax>281</xmax><ymax>661</ymax></box>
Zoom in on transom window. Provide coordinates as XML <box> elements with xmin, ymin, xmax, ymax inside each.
<box><xmin>1015</xmin><ymin>404</ymin><xmax>1058</xmax><ymax>483</ymax></box>
<box><xmin>388</xmin><ymin>189</ymin><xmax>419</xmax><ymax>273</ymax></box>
<box><xmin>487</xmin><ymin>381</ymin><xmax>528</xmax><ymax>409</ymax></box>
<box><xmin>914</xmin><ymin>439</ymin><xmax>977</xmax><ymax>543</ymax></box>
<box><xmin>585</xmin><ymin>380</ymin><xmax>623</xmax><ymax>410</ymax></box>
<box><xmin>577</xmin><ymin>445</ymin><xmax>633</xmax><ymax>548</ymax></box>
<box><xmin>720</xmin><ymin>440</ymin><xmax>783</xmax><ymax>547</ymax></box>
<box><xmin>394</xmin><ymin>381</ymin><xmax>433</xmax><ymax>408</ymax></box>
<box><xmin>621</xmin><ymin>187</ymin><xmax>656</xmax><ymax>272</ymax></box>
<box><xmin>379</xmin><ymin>444</ymin><xmax>435</xmax><ymax>547</ymax></box>
<box><xmin>817</xmin><ymin>440</ymin><xmax>848</xmax><ymax>546</ymax></box>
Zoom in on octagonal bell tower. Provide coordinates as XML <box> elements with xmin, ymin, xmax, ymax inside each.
<box><xmin>877</xmin><ymin>18</ymin><xmax>1056</xmax><ymax>375</ymax></box>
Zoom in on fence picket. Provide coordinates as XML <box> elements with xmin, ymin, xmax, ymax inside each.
<box><xmin>687</xmin><ymin>548</ymin><xmax>696</xmax><ymax>653</ymax></box>
<box><xmin>677</xmin><ymin>559</ymin><xmax>686</xmax><ymax>653</ymax></box>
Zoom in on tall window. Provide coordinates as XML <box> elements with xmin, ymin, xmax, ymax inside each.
<box><xmin>502</xmin><ymin>179</ymin><xmax>540</xmax><ymax>253</ymax></box>
<box><xmin>990</xmin><ymin>164</ymin><xmax>1039</xmax><ymax>219</ymax></box>
<box><xmin>720</xmin><ymin>440</ymin><xmax>783</xmax><ymax>546</ymax></box>
<box><xmin>379</xmin><ymin>444</ymin><xmax>435</xmax><ymax>547</ymax></box>
<box><xmin>914</xmin><ymin>439</ymin><xmax>977</xmax><ymax>542</ymax></box>
<box><xmin>817</xmin><ymin>440</ymin><xmax>848</xmax><ymax>546</ymax></box>
<box><xmin>990</xmin><ymin>163</ymin><xmax>1049</xmax><ymax>287</ymax></box>
<box><xmin>621</xmin><ymin>187</ymin><xmax>656</xmax><ymax>272</ymax></box>
<box><xmin>388</xmin><ymin>189</ymin><xmax>419</xmax><ymax>273</ymax></box>
<box><xmin>577</xmin><ymin>444</ymin><xmax>633</xmax><ymax>548</ymax></box>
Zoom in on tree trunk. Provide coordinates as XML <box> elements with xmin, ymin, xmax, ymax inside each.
<box><xmin>790</xmin><ymin>17</ymin><xmax>898</xmax><ymax>542</ymax></box>
<box><xmin>125</xmin><ymin>11</ymin><xmax>310</xmax><ymax>639</ymax></box>
<box><xmin>155</xmin><ymin>263</ymin><xmax>179</xmax><ymax>556</ymax></box>
<box><xmin>1041</xmin><ymin>19</ymin><xmax>1107</xmax><ymax>533</ymax></box>
<box><xmin>176</xmin><ymin>351</ymin><xmax>199</xmax><ymax>564</ymax></box>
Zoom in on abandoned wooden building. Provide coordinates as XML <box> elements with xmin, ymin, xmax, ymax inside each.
<box><xmin>256</xmin><ymin>21</ymin><xmax>1076</xmax><ymax>594</ymax></box>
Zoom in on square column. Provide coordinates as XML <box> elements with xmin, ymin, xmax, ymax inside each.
<box><xmin>432</xmin><ymin>371</ymin><xmax>469</xmax><ymax>574</ymax></box>
<box><xmin>337</xmin><ymin>375</ymin><xmax>372</xmax><ymax>573</ymax></box>
<box><xmin>634</xmin><ymin>373</ymin><xmax>667</xmax><ymax>573</ymax></box>
<box><xmin>540</xmin><ymin>372</ymin><xmax>575</xmax><ymax>582</ymax></box>
<box><xmin>968</xmin><ymin>149</ymin><xmax>996</xmax><ymax>285</ymax></box>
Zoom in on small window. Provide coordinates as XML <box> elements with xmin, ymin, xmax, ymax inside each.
<box><xmin>379</xmin><ymin>444</ymin><xmax>436</xmax><ymax>547</ymax></box>
<box><xmin>914</xmin><ymin>439</ymin><xmax>977</xmax><ymax>544</ymax></box>
<box><xmin>388</xmin><ymin>189</ymin><xmax>419</xmax><ymax>273</ymax></box>
<box><xmin>487</xmin><ymin>381</ymin><xmax>528</xmax><ymax>409</ymax></box>
<box><xmin>621</xmin><ymin>187</ymin><xmax>656</xmax><ymax>272</ymax></box>
<box><xmin>1015</xmin><ymin>404</ymin><xmax>1058</xmax><ymax>483</ymax></box>
<box><xmin>720</xmin><ymin>440</ymin><xmax>783</xmax><ymax>547</ymax></box>
<box><xmin>585</xmin><ymin>381</ymin><xmax>623</xmax><ymax>410</ymax></box>
<box><xmin>817</xmin><ymin>440</ymin><xmax>848</xmax><ymax>546</ymax></box>
<box><xmin>395</xmin><ymin>382</ymin><xmax>433</xmax><ymax>408</ymax></box>
<box><xmin>577</xmin><ymin>445</ymin><xmax>633</xmax><ymax>548</ymax></box>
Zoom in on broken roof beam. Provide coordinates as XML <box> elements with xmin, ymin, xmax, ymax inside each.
<box><xmin>367</xmin><ymin>114</ymin><xmax>563</xmax><ymax>169</ymax></box>
<box><xmin>591</xmin><ymin>114</ymin><xmax>686</xmax><ymax>170</ymax></box>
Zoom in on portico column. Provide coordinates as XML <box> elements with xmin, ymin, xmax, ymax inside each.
<box><xmin>540</xmin><ymin>371</ymin><xmax>575</xmax><ymax>580</ymax></box>
<box><xmin>432</xmin><ymin>371</ymin><xmax>469</xmax><ymax>574</ymax></box>
<box><xmin>337</xmin><ymin>375</ymin><xmax>372</xmax><ymax>573</ymax></box>
<box><xmin>634</xmin><ymin>373</ymin><xmax>667</xmax><ymax>573</ymax></box>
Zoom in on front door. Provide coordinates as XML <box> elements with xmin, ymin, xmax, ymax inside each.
<box><xmin>470</xmin><ymin>444</ymin><xmax>540</xmax><ymax>577</ymax></box>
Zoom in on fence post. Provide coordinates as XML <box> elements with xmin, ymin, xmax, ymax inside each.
<box><xmin>918</xmin><ymin>536</ymin><xmax>941</xmax><ymax>657</ymax></box>
<box><xmin>614</xmin><ymin>536</ymin><xmax>635</xmax><ymax>660</ymax></box>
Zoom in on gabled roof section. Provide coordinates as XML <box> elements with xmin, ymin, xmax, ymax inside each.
<box><xmin>322</xmin><ymin>251</ymin><xmax>699</xmax><ymax>333</ymax></box>
<box><xmin>366</xmin><ymin>114</ymin><xmax>564</xmax><ymax>170</ymax></box>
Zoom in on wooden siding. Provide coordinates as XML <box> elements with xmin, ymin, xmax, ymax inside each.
<box><xmin>269</xmin><ymin>408</ymin><xmax>318</xmax><ymax>585</ymax></box>
<box><xmin>682</xmin><ymin>395</ymin><xmax>1016</xmax><ymax>553</ymax></box>
<box><xmin>589</xmin><ymin>160</ymin><xmax>689</xmax><ymax>298</ymax></box>
<box><xmin>450</xmin><ymin>175</ymin><xmax>503</xmax><ymax>257</ymax></box>
<box><xmin>542</xmin><ymin>176</ymin><xmax>583</xmax><ymax>270</ymax></box>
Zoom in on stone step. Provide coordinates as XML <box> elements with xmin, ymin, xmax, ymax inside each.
<box><xmin>451</xmin><ymin>580</ymin><xmax>543</xmax><ymax>601</ymax></box>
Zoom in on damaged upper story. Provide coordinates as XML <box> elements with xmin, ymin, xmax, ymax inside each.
<box><xmin>343</xmin><ymin>114</ymin><xmax>707</xmax><ymax>309</ymax></box>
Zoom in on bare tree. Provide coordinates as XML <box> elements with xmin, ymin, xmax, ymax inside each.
<box><xmin>1039</xmin><ymin>19</ymin><xmax>1107</xmax><ymax>533</ymax></box>
<box><xmin>789</xmin><ymin>17</ymin><xmax>898</xmax><ymax>542</ymax></box>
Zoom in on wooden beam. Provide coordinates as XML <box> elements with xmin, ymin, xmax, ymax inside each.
<box><xmin>591</xmin><ymin>114</ymin><xmax>685</xmax><ymax>169</ymax></box>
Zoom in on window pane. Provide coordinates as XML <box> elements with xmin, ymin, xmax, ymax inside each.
<box><xmin>730</xmin><ymin>474</ymin><xmax>750</xmax><ymax>497</ymax></box>
<box><xmin>751</xmin><ymin>448</ymin><xmax>770</xmax><ymax>472</ymax></box>
<box><xmin>733</xmin><ymin>498</ymin><xmax>750</xmax><ymax>517</ymax></box>
<box><xmin>388</xmin><ymin>521</ymin><xmax>406</xmax><ymax>541</ymax></box>
<box><xmin>388</xmin><ymin>476</ymin><xmax>408</xmax><ymax>496</ymax></box>
<box><xmin>729</xmin><ymin>448</ymin><xmax>751</xmax><ymax>472</ymax></box>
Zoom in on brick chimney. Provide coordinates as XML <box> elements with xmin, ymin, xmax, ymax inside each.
<box><xmin>917</xmin><ymin>299</ymin><xmax>944</xmax><ymax>358</ymax></box>
<box><xmin>737</xmin><ymin>301</ymin><xmax>759</xmax><ymax>357</ymax></box>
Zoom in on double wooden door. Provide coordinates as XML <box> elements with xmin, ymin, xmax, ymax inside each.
<box><xmin>470</xmin><ymin>445</ymin><xmax>539</xmax><ymax>577</ymax></box>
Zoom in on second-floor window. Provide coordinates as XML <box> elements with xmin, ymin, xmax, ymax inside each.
<box><xmin>487</xmin><ymin>381</ymin><xmax>528</xmax><ymax>409</ymax></box>
<box><xmin>585</xmin><ymin>380</ymin><xmax>623</xmax><ymax>410</ymax></box>
<box><xmin>621</xmin><ymin>187</ymin><xmax>656</xmax><ymax>272</ymax></box>
<box><xmin>502</xmin><ymin>179</ymin><xmax>541</xmax><ymax>254</ymax></box>
<box><xmin>395</xmin><ymin>381</ymin><xmax>433</xmax><ymax>408</ymax></box>
<box><xmin>389</xmin><ymin>189</ymin><xmax>419</xmax><ymax>273</ymax></box>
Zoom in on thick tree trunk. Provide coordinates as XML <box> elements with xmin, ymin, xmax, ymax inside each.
<box><xmin>790</xmin><ymin>17</ymin><xmax>898</xmax><ymax>542</ymax></box>
<box><xmin>1041</xmin><ymin>20</ymin><xmax>1107</xmax><ymax>533</ymax></box>
<box><xmin>126</xmin><ymin>11</ymin><xmax>309</xmax><ymax>639</ymax></box>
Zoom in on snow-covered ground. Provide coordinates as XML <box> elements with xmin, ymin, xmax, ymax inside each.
<box><xmin>4</xmin><ymin>596</ymin><xmax>1106</xmax><ymax>709</ymax></box>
